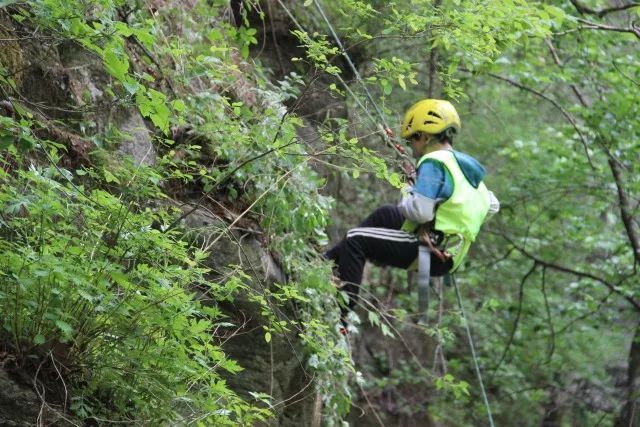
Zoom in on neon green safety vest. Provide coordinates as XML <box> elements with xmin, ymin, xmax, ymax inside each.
<box><xmin>405</xmin><ymin>149</ymin><xmax>491</xmax><ymax>271</ymax></box>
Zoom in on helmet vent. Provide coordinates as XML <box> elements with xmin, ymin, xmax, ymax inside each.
<box><xmin>424</xmin><ymin>120</ymin><xmax>437</xmax><ymax>125</ymax></box>
<box><xmin>427</xmin><ymin>111</ymin><xmax>442</xmax><ymax>119</ymax></box>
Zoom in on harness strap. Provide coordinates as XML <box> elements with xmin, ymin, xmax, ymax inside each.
<box><xmin>417</xmin><ymin>246</ymin><xmax>431</xmax><ymax>324</ymax></box>
<box><xmin>423</xmin><ymin>231</ymin><xmax>448</xmax><ymax>262</ymax></box>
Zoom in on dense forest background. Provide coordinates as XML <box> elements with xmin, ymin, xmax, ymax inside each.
<box><xmin>0</xmin><ymin>0</ymin><xmax>638</xmax><ymax>425</ymax></box>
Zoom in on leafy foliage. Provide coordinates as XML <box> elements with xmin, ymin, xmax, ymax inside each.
<box><xmin>0</xmin><ymin>0</ymin><xmax>638</xmax><ymax>425</ymax></box>
<box><xmin>0</xmin><ymin>138</ymin><xmax>269</xmax><ymax>423</ymax></box>
<box><xmin>1</xmin><ymin>0</ymin><xmax>354</xmax><ymax>423</ymax></box>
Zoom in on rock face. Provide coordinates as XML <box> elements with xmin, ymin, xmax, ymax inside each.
<box><xmin>2</xmin><ymin>12</ymin><xmax>317</xmax><ymax>423</ymax></box>
<box><xmin>0</xmin><ymin>368</ymin><xmax>41</xmax><ymax>426</ymax></box>
<box><xmin>182</xmin><ymin>207</ymin><xmax>318</xmax><ymax>426</ymax></box>
<box><xmin>115</xmin><ymin>110</ymin><xmax>157</xmax><ymax>167</ymax></box>
<box><xmin>12</xmin><ymin>35</ymin><xmax>157</xmax><ymax>167</ymax></box>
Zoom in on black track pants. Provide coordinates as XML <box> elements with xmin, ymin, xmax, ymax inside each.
<box><xmin>324</xmin><ymin>204</ymin><xmax>452</xmax><ymax>310</ymax></box>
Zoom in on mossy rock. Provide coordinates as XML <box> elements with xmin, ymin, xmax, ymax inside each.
<box><xmin>0</xmin><ymin>17</ymin><xmax>25</xmax><ymax>87</ymax></box>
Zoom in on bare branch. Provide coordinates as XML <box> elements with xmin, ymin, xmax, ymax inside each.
<box><xmin>575</xmin><ymin>17</ymin><xmax>640</xmax><ymax>40</ymax></box>
<box><xmin>595</xmin><ymin>2</ymin><xmax>640</xmax><ymax>16</ymax></box>
<box><xmin>491</xmin><ymin>262</ymin><xmax>537</xmax><ymax>376</ymax></box>
<box><xmin>540</xmin><ymin>267</ymin><xmax>555</xmax><ymax>364</ymax></box>
<box><xmin>544</xmin><ymin>40</ymin><xmax>640</xmax><ymax>270</ymax></box>
<box><xmin>545</xmin><ymin>39</ymin><xmax>589</xmax><ymax>108</ymax></box>
<box><xmin>470</xmin><ymin>69</ymin><xmax>596</xmax><ymax>169</ymax></box>
<box><xmin>608</xmin><ymin>156</ymin><xmax>640</xmax><ymax>266</ymax></box>
<box><xmin>570</xmin><ymin>0</ymin><xmax>640</xmax><ymax>17</ymax></box>
<box><xmin>612</xmin><ymin>60</ymin><xmax>640</xmax><ymax>87</ymax></box>
<box><xmin>494</xmin><ymin>231</ymin><xmax>640</xmax><ymax>311</ymax></box>
<box><xmin>427</xmin><ymin>0</ymin><xmax>443</xmax><ymax>97</ymax></box>
<box><xmin>555</xmin><ymin>290</ymin><xmax>614</xmax><ymax>336</ymax></box>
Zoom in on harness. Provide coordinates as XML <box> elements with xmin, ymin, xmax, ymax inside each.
<box><xmin>408</xmin><ymin>150</ymin><xmax>490</xmax><ymax>323</ymax></box>
<box><xmin>415</xmin><ymin>225</ymin><xmax>450</xmax><ymax>324</ymax></box>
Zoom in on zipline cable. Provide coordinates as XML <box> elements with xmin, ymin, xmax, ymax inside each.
<box><xmin>451</xmin><ymin>273</ymin><xmax>496</xmax><ymax>427</ymax></box>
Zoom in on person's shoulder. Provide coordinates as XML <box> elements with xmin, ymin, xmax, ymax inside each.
<box><xmin>452</xmin><ymin>150</ymin><xmax>487</xmax><ymax>187</ymax></box>
<box><xmin>416</xmin><ymin>158</ymin><xmax>445</xmax><ymax>175</ymax></box>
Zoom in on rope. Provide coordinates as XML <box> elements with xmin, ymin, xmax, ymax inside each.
<box><xmin>273</xmin><ymin>0</ymin><xmax>375</xmax><ymax>123</ymax></box>
<box><xmin>312</xmin><ymin>0</ymin><xmax>409</xmax><ymax>159</ymax></box>
<box><xmin>451</xmin><ymin>273</ymin><xmax>496</xmax><ymax>427</ymax></box>
<box><xmin>276</xmin><ymin>5</ymin><xmax>494</xmax><ymax>422</ymax></box>
<box><xmin>274</xmin><ymin>0</ymin><xmax>409</xmax><ymax>160</ymax></box>
<box><xmin>274</xmin><ymin>0</ymin><xmax>370</xmax><ymax>120</ymax></box>
<box><xmin>312</xmin><ymin>0</ymin><xmax>386</xmax><ymax>127</ymax></box>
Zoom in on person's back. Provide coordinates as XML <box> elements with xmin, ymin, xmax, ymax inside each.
<box><xmin>406</xmin><ymin>148</ymin><xmax>494</xmax><ymax>270</ymax></box>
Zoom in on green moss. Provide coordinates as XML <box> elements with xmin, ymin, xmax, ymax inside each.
<box><xmin>0</xmin><ymin>20</ymin><xmax>24</xmax><ymax>86</ymax></box>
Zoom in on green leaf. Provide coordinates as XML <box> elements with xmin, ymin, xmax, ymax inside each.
<box><xmin>133</xmin><ymin>28</ymin><xmax>155</xmax><ymax>49</ymax></box>
<box><xmin>114</xmin><ymin>22</ymin><xmax>133</xmax><ymax>37</ymax></box>
<box><xmin>368</xmin><ymin>311</ymin><xmax>380</xmax><ymax>326</ymax></box>
<box><xmin>103</xmin><ymin>168</ymin><xmax>120</xmax><ymax>184</ymax></box>
<box><xmin>55</xmin><ymin>320</ymin><xmax>73</xmax><ymax>336</ymax></box>
<box><xmin>398</xmin><ymin>76</ymin><xmax>406</xmax><ymax>90</ymax></box>
<box><xmin>264</xmin><ymin>331</ymin><xmax>272</xmax><ymax>343</ymax></box>
<box><xmin>172</xmin><ymin>99</ymin><xmax>186</xmax><ymax>112</ymax></box>
<box><xmin>0</xmin><ymin>134</ymin><xmax>14</xmax><ymax>150</ymax></box>
<box><xmin>103</xmin><ymin>42</ymin><xmax>129</xmax><ymax>81</ymax></box>
<box><xmin>380</xmin><ymin>323</ymin><xmax>394</xmax><ymax>338</ymax></box>
<box><xmin>122</xmin><ymin>79</ymin><xmax>141</xmax><ymax>95</ymax></box>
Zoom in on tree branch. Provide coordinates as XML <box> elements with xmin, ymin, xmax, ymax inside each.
<box><xmin>427</xmin><ymin>0</ymin><xmax>443</xmax><ymax>97</ymax></box>
<box><xmin>471</xmin><ymin>69</ymin><xmax>595</xmax><ymax>169</ymax></box>
<box><xmin>163</xmin><ymin>135</ymin><xmax>297</xmax><ymax>233</ymax></box>
<box><xmin>570</xmin><ymin>0</ymin><xmax>640</xmax><ymax>17</ymax></box>
<box><xmin>545</xmin><ymin>39</ymin><xmax>589</xmax><ymax>108</ymax></box>
<box><xmin>595</xmin><ymin>2</ymin><xmax>640</xmax><ymax>16</ymax></box>
<box><xmin>608</xmin><ymin>156</ymin><xmax>640</xmax><ymax>267</ymax></box>
<box><xmin>543</xmin><ymin>40</ymin><xmax>639</xmax><ymax>269</ymax></box>
<box><xmin>575</xmin><ymin>17</ymin><xmax>640</xmax><ymax>40</ymax></box>
<box><xmin>555</xmin><ymin>290</ymin><xmax>614</xmax><ymax>336</ymax></box>
<box><xmin>491</xmin><ymin>262</ymin><xmax>537</xmax><ymax>376</ymax></box>
<box><xmin>612</xmin><ymin>60</ymin><xmax>640</xmax><ymax>87</ymax></box>
<box><xmin>494</xmin><ymin>231</ymin><xmax>640</xmax><ymax>311</ymax></box>
<box><xmin>540</xmin><ymin>267</ymin><xmax>556</xmax><ymax>364</ymax></box>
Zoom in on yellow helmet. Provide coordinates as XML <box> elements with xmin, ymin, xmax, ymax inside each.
<box><xmin>401</xmin><ymin>99</ymin><xmax>461</xmax><ymax>139</ymax></box>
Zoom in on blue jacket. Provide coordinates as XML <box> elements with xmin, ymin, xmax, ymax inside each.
<box><xmin>398</xmin><ymin>150</ymin><xmax>499</xmax><ymax>224</ymax></box>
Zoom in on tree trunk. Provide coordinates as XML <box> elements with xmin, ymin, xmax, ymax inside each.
<box><xmin>616</xmin><ymin>323</ymin><xmax>640</xmax><ymax>427</ymax></box>
<box><xmin>541</xmin><ymin>386</ymin><xmax>563</xmax><ymax>427</ymax></box>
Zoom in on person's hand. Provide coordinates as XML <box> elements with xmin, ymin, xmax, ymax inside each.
<box><xmin>402</xmin><ymin>160</ymin><xmax>416</xmax><ymax>185</ymax></box>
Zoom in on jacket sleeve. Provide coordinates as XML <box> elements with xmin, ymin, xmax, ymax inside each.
<box><xmin>397</xmin><ymin>160</ymin><xmax>450</xmax><ymax>224</ymax></box>
<box><xmin>398</xmin><ymin>191</ymin><xmax>438</xmax><ymax>223</ymax></box>
<box><xmin>484</xmin><ymin>190</ymin><xmax>500</xmax><ymax>222</ymax></box>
